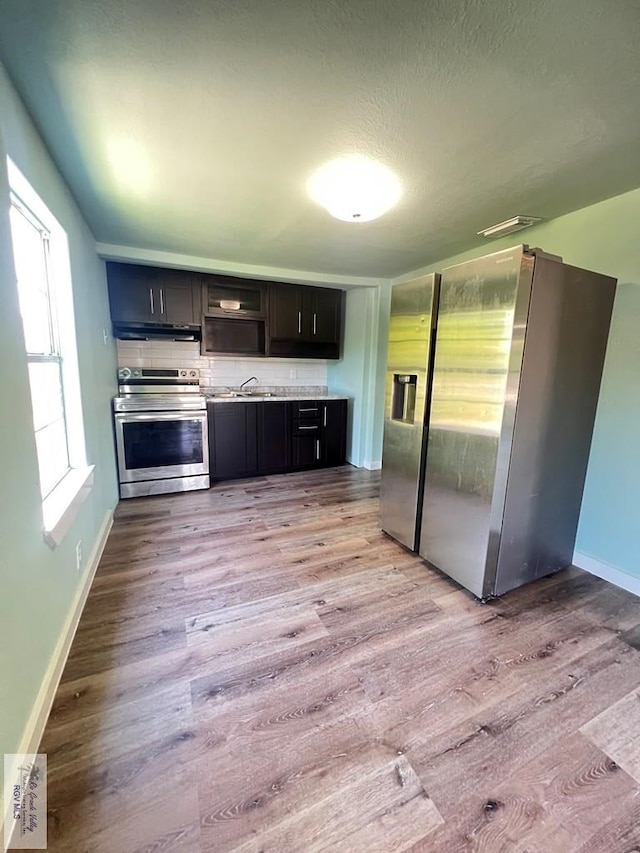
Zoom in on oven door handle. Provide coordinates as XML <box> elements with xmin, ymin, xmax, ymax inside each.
<box><xmin>115</xmin><ymin>411</ymin><xmax>207</xmax><ymax>422</ymax></box>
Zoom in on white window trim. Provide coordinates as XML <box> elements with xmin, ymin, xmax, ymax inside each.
<box><xmin>43</xmin><ymin>464</ymin><xmax>95</xmax><ymax>548</ymax></box>
<box><xmin>8</xmin><ymin>157</ymin><xmax>94</xmax><ymax>549</ymax></box>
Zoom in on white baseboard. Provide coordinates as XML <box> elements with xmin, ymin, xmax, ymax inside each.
<box><xmin>348</xmin><ymin>460</ymin><xmax>381</xmax><ymax>470</ymax></box>
<box><xmin>2</xmin><ymin>509</ymin><xmax>113</xmax><ymax>852</ymax></box>
<box><xmin>573</xmin><ymin>550</ymin><xmax>640</xmax><ymax>598</ymax></box>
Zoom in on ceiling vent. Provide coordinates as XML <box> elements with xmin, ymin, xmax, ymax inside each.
<box><xmin>477</xmin><ymin>215</ymin><xmax>542</xmax><ymax>239</ymax></box>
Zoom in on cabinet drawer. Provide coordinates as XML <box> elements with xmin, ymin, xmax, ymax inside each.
<box><xmin>292</xmin><ymin>418</ymin><xmax>321</xmax><ymax>436</ymax></box>
<box><xmin>293</xmin><ymin>401</ymin><xmax>321</xmax><ymax>419</ymax></box>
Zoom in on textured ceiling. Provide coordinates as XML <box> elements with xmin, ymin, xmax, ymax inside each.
<box><xmin>1</xmin><ymin>0</ymin><xmax>640</xmax><ymax>278</ymax></box>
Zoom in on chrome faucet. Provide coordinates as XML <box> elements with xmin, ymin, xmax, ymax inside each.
<box><xmin>239</xmin><ymin>376</ymin><xmax>258</xmax><ymax>390</ymax></box>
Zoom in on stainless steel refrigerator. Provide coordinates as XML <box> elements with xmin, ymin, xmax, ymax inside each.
<box><xmin>379</xmin><ymin>272</ymin><xmax>440</xmax><ymax>551</ymax></box>
<box><xmin>380</xmin><ymin>246</ymin><xmax>616</xmax><ymax>599</ymax></box>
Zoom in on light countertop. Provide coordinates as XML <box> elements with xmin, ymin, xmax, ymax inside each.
<box><xmin>205</xmin><ymin>394</ymin><xmax>349</xmax><ymax>403</ymax></box>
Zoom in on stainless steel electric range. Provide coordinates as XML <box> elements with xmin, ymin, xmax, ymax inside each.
<box><xmin>113</xmin><ymin>366</ymin><xmax>209</xmax><ymax>498</ymax></box>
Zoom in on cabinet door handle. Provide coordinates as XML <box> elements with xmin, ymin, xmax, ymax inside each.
<box><xmin>159</xmin><ymin>288</ymin><xmax>165</xmax><ymax>315</ymax></box>
<box><xmin>299</xmin><ymin>407</ymin><xmax>318</xmax><ymax>412</ymax></box>
<box><xmin>299</xmin><ymin>425</ymin><xmax>318</xmax><ymax>431</ymax></box>
<box><xmin>297</xmin><ymin>310</ymin><xmax>302</xmax><ymax>335</ymax></box>
<box><xmin>149</xmin><ymin>288</ymin><xmax>155</xmax><ymax>314</ymax></box>
<box><xmin>316</xmin><ymin>439</ymin><xmax>321</xmax><ymax>460</ymax></box>
<box><xmin>323</xmin><ymin>406</ymin><xmax>327</xmax><ymax>427</ymax></box>
<box><xmin>313</xmin><ymin>313</ymin><xmax>317</xmax><ymax>335</ymax></box>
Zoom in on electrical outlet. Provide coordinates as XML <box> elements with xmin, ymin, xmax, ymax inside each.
<box><xmin>75</xmin><ymin>540</ymin><xmax>82</xmax><ymax>571</ymax></box>
<box><xmin>289</xmin><ymin>369</ymin><xmax>297</xmax><ymax>379</ymax></box>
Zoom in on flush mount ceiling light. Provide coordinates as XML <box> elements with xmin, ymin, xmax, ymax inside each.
<box><xmin>307</xmin><ymin>156</ymin><xmax>402</xmax><ymax>223</ymax></box>
<box><xmin>478</xmin><ymin>215</ymin><xmax>542</xmax><ymax>238</ymax></box>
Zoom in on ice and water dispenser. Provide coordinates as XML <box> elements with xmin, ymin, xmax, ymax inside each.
<box><xmin>391</xmin><ymin>374</ymin><xmax>418</xmax><ymax>423</ymax></box>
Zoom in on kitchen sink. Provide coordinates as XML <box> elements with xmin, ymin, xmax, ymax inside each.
<box><xmin>210</xmin><ymin>391</ymin><xmax>274</xmax><ymax>398</ymax></box>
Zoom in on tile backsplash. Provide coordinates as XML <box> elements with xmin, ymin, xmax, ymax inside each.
<box><xmin>116</xmin><ymin>339</ymin><xmax>328</xmax><ymax>390</ymax></box>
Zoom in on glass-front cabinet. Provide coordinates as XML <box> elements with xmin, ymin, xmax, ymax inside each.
<box><xmin>203</xmin><ymin>276</ymin><xmax>267</xmax><ymax>317</ymax></box>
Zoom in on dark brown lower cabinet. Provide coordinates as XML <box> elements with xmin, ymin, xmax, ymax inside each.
<box><xmin>291</xmin><ymin>415</ymin><xmax>322</xmax><ymax>470</ymax></box>
<box><xmin>292</xmin><ymin>435</ymin><xmax>322</xmax><ymax>468</ymax></box>
<box><xmin>208</xmin><ymin>399</ymin><xmax>347</xmax><ymax>481</ymax></box>
<box><xmin>321</xmin><ymin>400</ymin><xmax>348</xmax><ymax>466</ymax></box>
<box><xmin>208</xmin><ymin>402</ymin><xmax>258</xmax><ymax>480</ymax></box>
<box><xmin>257</xmin><ymin>402</ymin><xmax>290</xmax><ymax>473</ymax></box>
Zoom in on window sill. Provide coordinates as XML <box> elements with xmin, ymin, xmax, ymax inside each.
<box><xmin>43</xmin><ymin>465</ymin><xmax>95</xmax><ymax>548</ymax></box>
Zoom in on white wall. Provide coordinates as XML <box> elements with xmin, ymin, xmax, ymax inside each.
<box><xmin>327</xmin><ymin>286</ymin><xmax>387</xmax><ymax>468</ymax></box>
<box><xmin>0</xmin><ymin>61</ymin><xmax>118</xmax><ymax>799</ymax></box>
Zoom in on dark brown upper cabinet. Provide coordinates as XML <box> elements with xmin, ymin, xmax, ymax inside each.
<box><xmin>310</xmin><ymin>287</ymin><xmax>342</xmax><ymax>344</ymax></box>
<box><xmin>161</xmin><ymin>277</ymin><xmax>201</xmax><ymax>325</ymax></box>
<box><xmin>269</xmin><ymin>284</ymin><xmax>303</xmax><ymax>339</ymax></box>
<box><xmin>107</xmin><ymin>263</ymin><xmax>201</xmax><ymax>329</ymax></box>
<box><xmin>269</xmin><ymin>284</ymin><xmax>343</xmax><ymax>358</ymax></box>
<box><xmin>202</xmin><ymin>275</ymin><xmax>267</xmax><ymax>318</ymax></box>
<box><xmin>200</xmin><ymin>275</ymin><xmax>268</xmax><ymax>356</ymax></box>
<box><xmin>201</xmin><ymin>315</ymin><xmax>266</xmax><ymax>357</ymax></box>
<box><xmin>106</xmin><ymin>262</ymin><xmax>343</xmax><ymax>359</ymax></box>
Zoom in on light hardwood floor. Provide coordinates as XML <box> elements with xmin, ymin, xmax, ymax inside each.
<box><xmin>42</xmin><ymin>466</ymin><xmax>640</xmax><ymax>852</ymax></box>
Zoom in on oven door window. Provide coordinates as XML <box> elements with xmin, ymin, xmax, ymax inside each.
<box><xmin>123</xmin><ymin>418</ymin><xmax>204</xmax><ymax>470</ymax></box>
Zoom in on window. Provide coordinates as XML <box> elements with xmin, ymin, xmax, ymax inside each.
<box><xmin>8</xmin><ymin>159</ymin><xmax>93</xmax><ymax>546</ymax></box>
<box><xmin>10</xmin><ymin>200</ymin><xmax>71</xmax><ymax>498</ymax></box>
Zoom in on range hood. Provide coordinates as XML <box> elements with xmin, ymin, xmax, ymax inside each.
<box><xmin>113</xmin><ymin>323</ymin><xmax>201</xmax><ymax>342</ymax></box>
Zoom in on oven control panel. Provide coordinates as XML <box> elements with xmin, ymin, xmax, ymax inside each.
<box><xmin>118</xmin><ymin>367</ymin><xmax>199</xmax><ymax>381</ymax></box>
